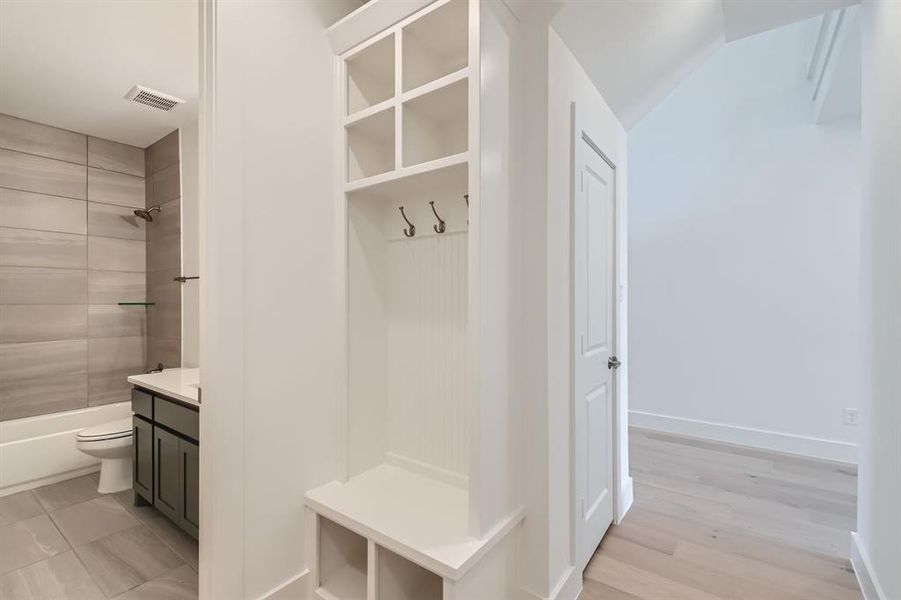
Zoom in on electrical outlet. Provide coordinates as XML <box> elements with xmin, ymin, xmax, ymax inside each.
<box><xmin>844</xmin><ymin>408</ymin><xmax>859</xmax><ymax>426</ymax></box>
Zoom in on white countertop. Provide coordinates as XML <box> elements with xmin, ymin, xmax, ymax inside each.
<box><xmin>128</xmin><ymin>368</ymin><xmax>200</xmax><ymax>407</ymax></box>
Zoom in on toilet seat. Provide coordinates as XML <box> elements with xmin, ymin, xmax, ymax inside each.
<box><xmin>76</xmin><ymin>417</ymin><xmax>133</xmax><ymax>442</ymax></box>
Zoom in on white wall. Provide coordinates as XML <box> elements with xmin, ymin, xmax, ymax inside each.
<box><xmin>180</xmin><ymin>120</ymin><xmax>199</xmax><ymax>368</ymax></box>
<box><xmin>855</xmin><ymin>1</ymin><xmax>901</xmax><ymax>598</ymax></box>
<box><xmin>547</xmin><ymin>27</ymin><xmax>631</xmax><ymax>595</ymax></box>
<box><xmin>628</xmin><ymin>17</ymin><xmax>862</xmax><ymax>462</ymax></box>
<box><xmin>517</xmin><ymin>11</ymin><xmax>554</xmax><ymax>597</ymax></box>
<box><xmin>518</xmin><ymin>18</ymin><xmax>630</xmax><ymax>598</ymax></box>
<box><xmin>200</xmin><ymin>1</ymin><xmax>358</xmax><ymax>598</ymax></box>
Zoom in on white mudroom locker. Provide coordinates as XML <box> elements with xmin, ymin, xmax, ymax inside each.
<box><xmin>303</xmin><ymin>1</ymin><xmax>525</xmax><ymax>598</ymax></box>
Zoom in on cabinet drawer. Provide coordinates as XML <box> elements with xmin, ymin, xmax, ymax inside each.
<box><xmin>132</xmin><ymin>388</ymin><xmax>153</xmax><ymax>419</ymax></box>
<box><xmin>154</xmin><ymin>397</ymin><xmax>199</xmax><ymax>441</ymax></box>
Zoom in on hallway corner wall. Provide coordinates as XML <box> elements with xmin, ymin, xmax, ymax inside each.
<box><xmin>628</xmin><ymin>17</ymin><xmax>863</xmax><ymax>463</ymax></box>
<box><xmin>856</xmin><ymin>1</ymin><xmax>901</xmax><ymax>598</ymax></box>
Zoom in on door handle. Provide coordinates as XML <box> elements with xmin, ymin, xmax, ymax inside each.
<box><xmin>608</xmin><ymin>356</ymin><xmax>621</xmax><ymax>370</ymax></box>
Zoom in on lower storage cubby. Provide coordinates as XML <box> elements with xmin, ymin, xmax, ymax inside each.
<box><xmin>318</xmin><ymin>518</ymin><xmax>367</xmax><ymax>600</ymax></box>
<box><xmin>378</xmin><ymin>546</ymin><xmax>443</xmax><ymax>600</ymax></box>
<box><xmin>306</xmin><ymin>465</ymin><xmax>524</xmax><ymax>598</ymax></box>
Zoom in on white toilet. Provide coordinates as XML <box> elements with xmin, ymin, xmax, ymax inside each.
<box><xmin>76</xmin><ymin>417</ymin><xmax>134</xmax><ymax>494</ymax></box>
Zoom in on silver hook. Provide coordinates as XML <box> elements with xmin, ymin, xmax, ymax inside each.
<box><xmin>429</xmin><ymin>201</ymin><xmax>446</xmax><ymax>234</ymax></box>
<box><xmin>399</xmin><ymin>206</ymin><xmax>415</xmax><ymax>238</ymax></box>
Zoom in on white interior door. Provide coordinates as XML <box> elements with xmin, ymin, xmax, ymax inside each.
<box><xmin>573</xmin><ymin>129</ymin><xmax>616</xmax><ymax>569</ymax></box>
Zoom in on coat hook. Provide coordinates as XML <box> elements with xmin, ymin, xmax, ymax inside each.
<box><xmin>399</xmin><ymin>206</ymin><xmax>415</xmax><ymax>238</ymax></box>
<box><xmin>429</xmin><ymin>201</ymin><xmax>446</xmax><ymax>234</ymax></box>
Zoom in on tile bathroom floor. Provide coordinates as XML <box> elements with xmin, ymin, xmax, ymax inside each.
<box><xmin>0</xmin><ymin>472</ymin><xmax>198</xmax><ymax>600</ymax></box>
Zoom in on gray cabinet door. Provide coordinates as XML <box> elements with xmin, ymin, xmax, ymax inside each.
<box><xmin>133</xmin><ymin>417</ymin><xmax>153</xmax><ymax>502</ymax></box>
<box><xmin>178</xmin><ymin>439</ymin><xmax>199</xmax><ymax>539</ymax></box>
<box><xmin>153</xmin><ymin>427</ymin><xmax>180</xmax><ymax>521</ymax></box>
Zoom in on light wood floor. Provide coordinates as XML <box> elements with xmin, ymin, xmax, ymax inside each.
<box><xmin>581</xmin><ymin>429</ymin><xmax>862</xmax><ymax>600</ymax></box>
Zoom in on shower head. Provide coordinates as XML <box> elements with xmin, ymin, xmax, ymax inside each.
<box><xmin>134</xmin><ymin>206</ymin><xmax>162</xmax><ymax>222</ymax></box>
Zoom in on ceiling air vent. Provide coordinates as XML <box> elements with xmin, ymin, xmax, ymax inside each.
<box><xmin>124</xmin><ymin>85</ymin><xmax>185</xmax><ymax>112</ymax></box>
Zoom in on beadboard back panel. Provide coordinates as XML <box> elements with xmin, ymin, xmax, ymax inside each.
<box><xmin>386</xmin><ymin>232</ymin><xmax>469</xmax><ymax>481</ymax></box>
<box><xmin>347</xmin><ymin>192</ymin><xmax>470</xmax><ymax>484</ymax></box>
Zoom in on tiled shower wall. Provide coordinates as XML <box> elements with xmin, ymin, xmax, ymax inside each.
<box><xmin>145</xmin><ymin>132</ymin><xmax>181</xmax><ymax>370</ymax></box>
<box><xmin>0</xmin><ymin>114</ymin><xmax>147</xmax><ymax>420</ymax></box>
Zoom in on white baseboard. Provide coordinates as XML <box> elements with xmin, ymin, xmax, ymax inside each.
<box><xmin>851</xmin><ymin>532</ymin><xmax>888</xmax><ymax>600</ymax></box>
<box><xmin>0</xmin><ymin>402</ymin><xmax>130</xmax><ymax>496</ymax></box>
<box><xmin>256</xmin><ymin>569</ymin><xmax>309</xmax><ymax>600</ymax></box>
<box><xmin>616</xmin><ymin>476</ymin><xmax>633</xmax><ymax>524</ymax></box>
<box><xmin>520</xmin><ymin>565</ymin><xmax>582</xmax><ymax>600</ymax></box>
<box><xmin>630</xmin><ymin>411</ymin><xmax>858</xmax><ymax>464</ymax></box>
<box><xmin>548</xmin><ymin>566</ymin><xmax>582</xmax><ymax>600</ymax></box>
<box><xmin>519</xmin><ymin>479</ymin><xmax>631</xmax><ymax>600</ymax></box>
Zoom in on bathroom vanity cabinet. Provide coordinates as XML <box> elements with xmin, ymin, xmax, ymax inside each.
<box><xmin>131</xmin><ymin>387</ymin><xmax>199</xmax><ymax>539</ymax></box>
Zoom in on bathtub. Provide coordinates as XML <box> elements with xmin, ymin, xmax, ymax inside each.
<box><xmin>0</xmin><ymin>402</ymin><xmax>131</xmax><ymax>497</ymax></box>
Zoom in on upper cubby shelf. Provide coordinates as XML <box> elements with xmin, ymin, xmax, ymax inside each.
<box><xmin>347</xmin><ymin>33</ymin><xmax>395</xmax><ymax>116</ymax></box>
<box><xmin>403</xmin><ymin>77</ymin><xmax>467</xmax><ymax>168</ymax></box>
<box><xmin>341</xmin><ymin>0</ymin><xmax>471</xmax><ymax>189</ymax></box>
<box><xmin>402</xmin><ymin>0</ymin><xmax>468</xmax><ymax>92</ymax></box>
<box><xmin>344</xmin><ymin>152</ymin><xmax>467</xmax><ymax>201</ymax></box>
<box><xmin>347</xmin><ymin>106</ymin><xmax>395</xmax><ymax>182</ymax></box>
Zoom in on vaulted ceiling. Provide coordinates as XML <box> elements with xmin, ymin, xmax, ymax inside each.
<box><xmin>0</xmin><ymin>0</ymin><xmax>860</xmax><ymax>143</ymax></box>
<box><xmin>552</xmin><ymin>0</ymin><xmax>859</xmax><ymax>129</ymax></box>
